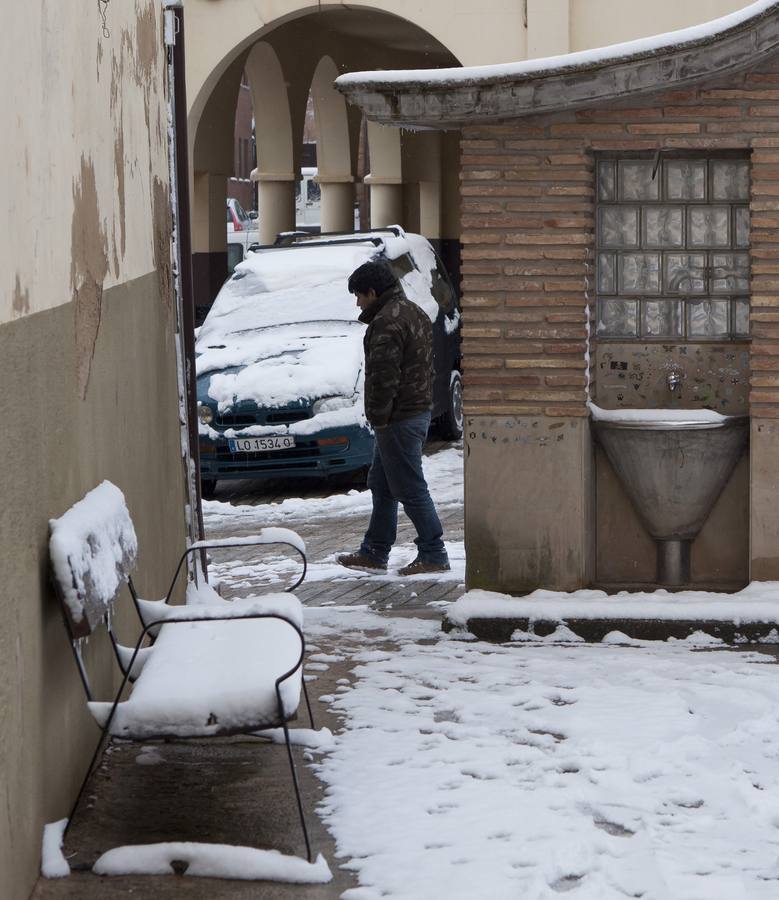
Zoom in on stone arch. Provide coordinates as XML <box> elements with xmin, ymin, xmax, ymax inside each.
<box><xmin>188</xmin><ymin>3</ymin><xmax>463</xmax><ymax>305</ymax></box>
<box><xmin>187</xmin><ymin>2</ymin><xmax>481</xmax><ymax>141</ymax></box>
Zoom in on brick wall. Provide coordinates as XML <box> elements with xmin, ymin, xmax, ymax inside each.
<box><xmin>459</xmin><ymin>62</ymin><xmax>779</xmax><ymax>419</ymax></box>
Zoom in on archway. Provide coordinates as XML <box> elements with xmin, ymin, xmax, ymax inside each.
<box><xmin>190</xmin><ymin>5</ymin><xmax>461</xmax><ymax>309</ymax></box>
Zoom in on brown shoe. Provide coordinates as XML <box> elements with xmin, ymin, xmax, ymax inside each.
<box><xmin>398</xmin><ymin>557</ymin><xmax>451</xmax><ymax>577</ymax></box>
<box><xmin>336</xmin><ymin>551</ymin><xmax>387</xmax><ymax>573</ymax></box>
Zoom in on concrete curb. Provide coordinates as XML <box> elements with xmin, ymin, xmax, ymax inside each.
<box><xmin>442</xmin><ymin>615</ymin><xmax>779</xmax><ymax>644</ymax></box>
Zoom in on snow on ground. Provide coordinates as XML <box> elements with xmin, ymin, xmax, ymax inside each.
<box><xmin>202</xmin><ymin>444</ymin><xmax>464</xmax><ymax>528</ymax></box>
<box><xmin>208</xmin><ymin>540</ymin><xmax>465</xmax><ymax>592</ymax></box>
<box><xmin>448</xmin><ymin>585</ymin><xmax>779</xmax><ymax>627</ymax></box>
<box><xmin>41</xmin><ymin>819</ymin><xmax>69</xmax><ymax>878</ymax></box>
<box><xmin>303</xmin><ymin>605</ymin><xmax>779</xmax><ymax>900</ymax></box>
<box><xmin>203</xmin><ymin>445</ymin><xmax>464</xmax><ymax>592</ymax></box>
<box><xmin>92</xmin><ymin>843</ymin><xmax>332</xmax><ymax>883</ymax></box>
<box><xmin>199</xmin><ymin>441</ymin><xmax>779</xmax><ymax>897</ymax></box>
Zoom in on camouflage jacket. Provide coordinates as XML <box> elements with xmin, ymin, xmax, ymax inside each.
<box><xmin>359</xmin><ymin>284</ymin><xmax>433</xmax><ymax>428</ymax></box>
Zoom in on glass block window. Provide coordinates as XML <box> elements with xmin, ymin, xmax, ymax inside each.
<box><xmin>596</xmin><ymin>156</ymin><xmax>750</xmax><ymax>340</ymax></box>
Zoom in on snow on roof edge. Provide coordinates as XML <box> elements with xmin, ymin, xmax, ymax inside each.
<box><xmin>336</xmin><ymin>0</ymin><xmax>778</xmax><ymax>91</ymax></box>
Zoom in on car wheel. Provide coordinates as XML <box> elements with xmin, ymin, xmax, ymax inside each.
<box><xmin>201</xmin><ymin>479</ymin><xmax>217</xmax><ymax>500</ymax></box>
<box><xmin>438</xmin><ymin>371</ymin><xmax>463</xmax><ymax>440</ymax></box>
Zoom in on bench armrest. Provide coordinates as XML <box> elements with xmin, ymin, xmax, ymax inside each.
<box><xmin>164</xmin><ymin>528</ymin><xmax>307</xmax><ymax>603</ymax></box>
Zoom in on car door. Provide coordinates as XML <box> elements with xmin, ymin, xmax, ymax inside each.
<box><xmin>426</xmin><ymin>250</ymin><xmax>461</xmax><ymax>417</ymax></box>
<box><xmin>388</xmin><ymin>245</ymin><xmax>461</xmax><ymax>419</ymax></box>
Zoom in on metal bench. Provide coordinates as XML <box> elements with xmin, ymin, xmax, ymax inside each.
<box><xmin>49</xmin><ymin>480</ymin><xmax>316</xmax><ymax>863</ymax></box>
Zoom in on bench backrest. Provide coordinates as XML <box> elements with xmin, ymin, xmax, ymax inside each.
<box><xmin>49</xmin><ymin>481</ymin><xmax>138</xmax><ymax>639</ymax></box>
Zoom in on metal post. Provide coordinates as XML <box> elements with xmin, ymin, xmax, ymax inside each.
<box><xmin>657</xmin><ymin>539</ymin><xmax>691</xmax><ymax>587</ymax></box>
<box><xmin>163</xmin><ymin>1</ymin><xmax>208</xmax><ymax>579</ymax></box>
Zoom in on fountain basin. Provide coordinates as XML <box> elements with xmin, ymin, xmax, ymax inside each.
<box><xmin>591</xmin><ymin>406</ymin><xmax>748</xmax><ymax>586</ymax></box>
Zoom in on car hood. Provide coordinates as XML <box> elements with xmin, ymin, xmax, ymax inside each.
<box><xmin>197</xmin><ymin>320</ymin><xmax>364</xmax><ymax>410</ymax></box>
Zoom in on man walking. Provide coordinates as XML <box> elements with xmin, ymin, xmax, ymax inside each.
<box><xmin>337</xmin><ymin>260</ymin><xmax>450</xmax><ymax>576</ymax></box>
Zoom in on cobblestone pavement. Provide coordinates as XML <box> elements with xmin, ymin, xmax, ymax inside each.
<box><xmin>202</xmin><ymin>439</ymin><xmax>465</xmax><ymax>615</ymax></box>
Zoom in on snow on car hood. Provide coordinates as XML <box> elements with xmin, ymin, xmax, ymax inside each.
<box><xmin>196</xmin><ymin>243</ymin><xmax>377</xmax><ymax>409</ymax></box>
<box><xmin>203</xmin><ymin>321</ymin><xmax>365</xmax><ymax>410</ymax></box>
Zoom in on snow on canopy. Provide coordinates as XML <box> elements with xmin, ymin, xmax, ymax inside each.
<box><xmin>336</xmin><ymin>0</ymin><xmax>777</xmax><ymax>89</ymax></box>
<box><xmin>49</xmin><ymin>481</ymin><xmax>138</xmax><ymax>624</ymax></box>
<box><xmin>196</xmin><ymin>232</ymin><xmax>441</xmax><ymax>414</ymax></box>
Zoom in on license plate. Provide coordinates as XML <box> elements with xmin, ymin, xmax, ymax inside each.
<box><xmin>227</xmin><ymin>435</ymin><xmax>296</xmax><ymax>453</ymax></box>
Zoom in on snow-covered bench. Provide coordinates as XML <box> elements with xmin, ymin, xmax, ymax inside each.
<box><xmin>49</xmin><ymin>481</ymin><xmax>316</xmax><ymax>862</ymax></box>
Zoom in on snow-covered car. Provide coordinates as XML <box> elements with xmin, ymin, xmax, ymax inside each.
<box><xmin>196</xmin><ymin>227</ymin><xmax>462</xmax><ymax>495</ymax></box>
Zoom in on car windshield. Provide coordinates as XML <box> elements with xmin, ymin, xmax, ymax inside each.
<box><xmin>197</xmin><ymin>234</ymin><xmax>445</xmax><ymax>371</ymax></box>
<box><xmin>197</xmin><ymin>242</ymin><xmax>379</xmax><ymax>363</ymax></box>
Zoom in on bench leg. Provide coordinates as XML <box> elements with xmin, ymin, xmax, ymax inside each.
<box><xmin>302</xmin><ymin>679</ymin><xmax>315</xmax><ymax>729</ymax></box>
<box><xmin>281</xmin><ymin>721</ymin><xmax>313</xmax><ymax>863</ymax></box>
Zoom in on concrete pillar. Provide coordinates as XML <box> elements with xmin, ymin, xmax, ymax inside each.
<box><xmin>419</xmin><ymin>180</ymin><xmax>442</xmax><ymax>239</ymax></box>
<box><xmin>192</xmin><ymin>173</ymin><xmax>228</xmax><ymax>313</ymax></box>
<box><xmin>317</xmin><ymin>176</ymin><xmax>355</xmax><ymax>233</ymax></box>
<box><xmin>254</xmin><ymin>173</ymin><xmax>296</xmax><ymax>245</ymax></box>
<box><xmin>192</xmin><ymin>173</ymin><xmax>227</xmax><ymax>254</ymax></box>
<box><xmin>366</xmin><ymin>176</ymin><xmax>403</xmax><ymax>228</ymax></box>
<box><xmin>401</xmin><ymin>130</ymin><xmax>443</xmax><ymax>236</ymax></box>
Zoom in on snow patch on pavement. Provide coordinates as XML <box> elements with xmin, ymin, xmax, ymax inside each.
<box><xmin>41</xmin><ymin>819</ymin><xmax>69</xmax><ymax>878</ymax></box>
<box><xmin>447</xmin><ymin>585</ymin><xmax>779</xmax><ymax>627</ymax></box>
<box><xmin>92</xmin><ymin>843</ymin><xmax>332</xmax><ymax>883</ymax></box>
<box><xmin>208</xmin><ymin>540</ymin><xmax>465</xmax><ymax>594</ymax></box>
<box><xmin>202</xmin><ymin>444</ymin><xmax>463</xmax><ymax>527</ymax></box>
<box><xmin>253</xmin><ymin>726</ymin><xmax>336</xmax><ymax>751</ymax></box>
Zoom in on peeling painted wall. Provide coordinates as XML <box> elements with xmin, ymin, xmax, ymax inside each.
<box><xmin>0</xmin><ymin>1</ymin><xmax>168</xmax><ymax>324</ymax></box>
<box><xmin>0</xmin><ymin>4</ymin><xmax>187</xmax><ymax>899</ymax></box>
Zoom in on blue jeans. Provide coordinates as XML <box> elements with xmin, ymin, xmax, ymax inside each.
<box><xmin>360</xmin><ymin>412</ymin><xmax>448</xmax><ymax>565</ymax></box>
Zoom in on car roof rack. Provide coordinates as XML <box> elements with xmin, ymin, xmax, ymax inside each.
<box><xmin>262</xmin><ymin>236</ymin><xmax>385</xmax><ymax>252</ymax></box>
<box><xmin>273</xmin><ymin>226</ymin><xmax>405</xmax><ymax>247</ymax></box>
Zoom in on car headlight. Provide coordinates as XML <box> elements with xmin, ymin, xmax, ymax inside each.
<box><xmin>198</xmin><ymin>404</ymin><xmax>214</xmax><ymax>425</ymax></box>
<box><xmin>312</xmin><ymin>395</ymin><xmax>354</xmax><ymax>415</ymax></box>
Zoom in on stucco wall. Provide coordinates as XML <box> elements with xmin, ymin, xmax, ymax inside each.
<box><xmin>1</xmin><ymin>2</ymin><xmax>169</xmax><ymax>325</ymax></box>
<box><xmin>1</xmin><ymin>4</ymin><xmax>188</xmax><ymax>897</ymax></box>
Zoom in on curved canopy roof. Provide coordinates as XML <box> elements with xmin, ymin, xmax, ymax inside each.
<box><xmin>336</xmin><ymin>1</ymin><xmax>779</xmax><ymax>128</ymax></box>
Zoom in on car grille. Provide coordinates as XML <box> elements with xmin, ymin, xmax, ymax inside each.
<box><xmin>215</xmin><ymin>413</ymin><xmax>256</xmax><ymax>427</ymax></box>
<box><xmin>265</xmin><ymin>410</ymin><xmax>310</xmax><ymax>424</ymax></box>
<box><xmin>215</xmin><ymin>409</ymin><xmax>311</xmax><ymax>428</ymax></box>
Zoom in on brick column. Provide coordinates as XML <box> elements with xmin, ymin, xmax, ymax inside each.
<box><xmin>749</xmin><ymin>144</ymin><xmax>779</xmax><ymax>578</ymax></box>
<box><xmin>459</xmin><ymin>128</ymin><xmax>593</xmax><ymax>592</ymax></box>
